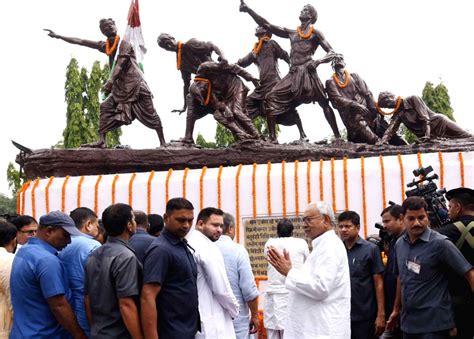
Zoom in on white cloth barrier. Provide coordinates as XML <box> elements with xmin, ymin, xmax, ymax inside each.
<box><xmin>18</xmin><ymin>151</ymin><xmax>473</xmax><ymax>244</ymax></box>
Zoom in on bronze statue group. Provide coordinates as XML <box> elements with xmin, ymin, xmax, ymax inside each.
<box><xmin>46</xmin><ymin>2</ymin><xmax>472</xmax><ymax>148</ymax></box>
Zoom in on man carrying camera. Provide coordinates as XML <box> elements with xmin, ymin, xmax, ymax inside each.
<box><xmin>380</xmin><ymin>204</ymin><xmax>404</xmax><ymax>338</ymax></box>
<box><xmin>438</xmin><ymin>188</ymin><xmax>474</xmax><ymax>339</ymax></box>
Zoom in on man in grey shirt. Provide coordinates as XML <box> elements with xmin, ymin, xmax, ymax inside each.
<box><xmin>85</xmin><ymin>203</ymin><xmax>143</xmax><ymax>338</ymax></box>
<box><xmin>216</xmin><ymin>213</ymin><xmax>259</xmax><ymax>339</ymax></box>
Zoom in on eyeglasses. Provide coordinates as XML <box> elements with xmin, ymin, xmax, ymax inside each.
<box><xmin>302</xmin><ymin>215</ymin><xmax>324</xmax><ymax>224</ymax></box>
<box><xmin>20</xmin><ymin>229</ymin><xmax>37</xmax><ymax>235</ymax></box>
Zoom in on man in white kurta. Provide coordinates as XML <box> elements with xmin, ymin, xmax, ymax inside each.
<box><xmin>266</xmin><ymin>202</ymin><xmax>351</xmax><ymax>339</ymax></box>
<box><xmin>187</xmin><ymin>207</ymin><xmax>239</xmax><ymax>339</ymax></box>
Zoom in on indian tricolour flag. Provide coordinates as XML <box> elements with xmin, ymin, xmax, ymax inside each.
<box><xmin>123</xmin><ymin>0</ymin><xmax>147</xmax><ymax>71</ymax></box>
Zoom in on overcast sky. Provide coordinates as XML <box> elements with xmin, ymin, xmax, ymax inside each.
<box><xmin>1</xmin><ymin>0</ymin><xmax>473</xmax><ymax>197</ymax></box>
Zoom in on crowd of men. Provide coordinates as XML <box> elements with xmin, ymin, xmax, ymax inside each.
<box><xmin>0</xmin><ymin>187</ymin><xmax>473</xmax><ymax>339</ymax></box>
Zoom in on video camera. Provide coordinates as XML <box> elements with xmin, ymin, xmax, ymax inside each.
<box><xmin>369</xmin><ymin>222</ymin><xmax>392</xmax><ymax>252</ymax></box>
<box><xmin>405</xmin><ymin>165</ymin><xmax>448</xmax><ymax>228</ymax></box>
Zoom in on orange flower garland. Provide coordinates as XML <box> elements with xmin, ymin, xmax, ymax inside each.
<box><xmin>376</xmin><ymin>96</ymin><xmax>402</xmax><ymax>116</ymax></box>
<box><xmin>45</xmin><ymin>176</ymin><xmax>55</xmax><ymax>214</ymax></box>
<box><xmin>105</xmin><ymin>35</ymin><xmax>120</xmax><ymax>56</ymax></box>
<box><xmin>307</xmin><ymin>160</ymin><xmax>312</xmax><ymax>204</ymax></box>
<box><xmin>319</xmin><ymin>159</ymin><xmax>324</xmax><ymax>200</ymax></box>
<box><xmin>333</xmin><ymin>70</ymin><xmax>350</xmax><ymax>89</ymax></box>
<box><xmin>176</xmin><ymin>41</ymin><xmax>183</xmax><ymax>70</ymax></box>
<box><xmin>128</xmin><ymin>173</ymin><xmax>137</xmax><ymax>207</ymax></box>
<box><xmin>20</xmin><ymin>181</ymin><xmax>31</xmax><ymax>215</ymax></box>
<box><xmin>294</xmin><ymin>160</ymin><xmax>299</xmax><ymax>217</ymax></box>
<box><xmin>77</xmin><ymin>176</ymin><xmax>85</xmax><ymax>208</ymax></box>
<box><xmin>165</xmin><ymin>169</ymin><xmax>173</xmax><ymax>204</ymax></box>
<box><xmin>360</xmin><ymin>157</ymin><xmax>368</xmax><ymax>238</ymax></box>
<box><xmin>397</xmin><ymin>154</ymin><xmax>405</xmax><ymax>202</ymax></box>
<box><xmin>281</xmin><ymin>161</ymin><xmax>287</xmax><ymax>218</ymax></box>
<box><xmin>252</xmin><ymin>35</ymin><xmax>271</xmax><ymax>55</ymax></box>
<box><xmin>193</xmin><ymin>77</ymin><xmax>211</xmax><ymax>106</ymax></box>
<box><xmin>417</xmin><ymin>152</ymin><xmax>423</xmax><ymax>172</ymax></box>
<box><xmin>379</xmin><ymin>155</ymin><xmax>387</xmax><ymax>208</ymax></box>
<box><xmin>236</xmin><ymin>164</ymin><xmax>243</xmax><ymax>243</ymax></box>
<box><xmin>267</xmin><ymin>161</ymin><xmax>272</xmax><ymax>216</ymax></box>
<box><xmin>330</xmin><ymin>158</ymin><xmax>336</xmax><ymax>213</ymax></box>
<box><xmin>458</xmin><ymin>152</ymin><xmax>465</xmax><ymax>187</ymax></box>
<box><xmin>199</xmin><ymin>167</ymin><xmax>207</xmax><ymax>210</ymax></box>
<box><xmin>252</xmin><ymin>163</ymin><xmax>257</xmax><ymax>219</ymax></box>
<box><xmin>297</xmin><ymin>25</ymin><xmax>314</xmax><ymax>39</ymax></box>
<box><xmin>182</xmin><ymin>168</ymin><xmax>189</xmax><ymax>199</ymax></box>
<box><xmin>343</xmin><ymin>157</ymin><xmax>349</xmax><ymax>211</ymax></box>
<box><xmin>61</xmin><ymin>176</ymin><xmax>70</xmax><ymax>212</ymax></box>
<box><xmin>217</xmin><ymin>166</ymin><xmax>223</xmax><ymax>209</ymax></box>
<box><xmin>111</xmin><ymin>175</ymin><xmax>119</xmax><ymax>204</ymax></box>
<box><xmin>94</xmin><ymin>175</ymin><xmax>103</xmax><ymax>215</ymax></box>
<box><xmin>438</xmin><ymin>151</ymin><xmax>444</xmax><ymax>188</ymax></box>
<box><xmin>31</xmin><ymin>178</ymin><xmax>40</xmax><ymax>220</ymax></box>
<box><xmin>147</xmin><ymin>171</ymin><xmax>155</xmax><ymax>215</ymax></box>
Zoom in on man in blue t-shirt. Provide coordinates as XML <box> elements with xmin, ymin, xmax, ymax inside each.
<box><xmin>58</xmin><ymin>207</ymin><xmax>101</xmax><ymax>337</ymax></box>
<box><xmin>10</xmin><ymin>211</ymin><xmax>86</xmax><ymax>338</ymax></box>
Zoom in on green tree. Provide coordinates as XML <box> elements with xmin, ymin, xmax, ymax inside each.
<box><xmin>63</xmin><ymin>58</ymin><xmax>89</xmax><ymax>148</ymax></box>
<box><xmin>0</xmin><ymin>193</ymin><xmax>16</xmax><ymax>216</ymax></box>
<box><xmin>6</xmin><ymin>162</ymin><xmax>23</xmax><ymax>196</ymax></box>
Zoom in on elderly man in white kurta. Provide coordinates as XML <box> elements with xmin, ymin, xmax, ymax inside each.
<box><xmin>266</xmin><ymin>201</ymin><xmax>351</xmax><ymax>339</ymax></box>
<box><xmin>187</xmin><ymin>207</ymin><xmax>239</xmax><ymax>339</ymax></box>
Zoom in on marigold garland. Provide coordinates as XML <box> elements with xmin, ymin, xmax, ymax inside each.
<box><xmin>297</xmin><ymin>25</ymin><xmax>314</xmax><ymax>39</ymax></box>
<box><xmin>319</xmin><ymin>159</ymin><xmax>324</xmax><ymax>201</ymax></box>
<box><xmin>193</xmin><ymin>77</ymin><xmax>211</xmax><ymax>106</ymax></box>
<box><xmin>199</xmin><ymin>167</ymin><xmax>207</xmax><ymax>210</ymax></box>
<box><xmin>343</xmin><ymin>157</ymin><xmax>349</xmax><ymax>211</ymax></box>
<box><xmin>397</xmin><ymin>154</ymin><xmax>405</xmax><ymax>202</ymax></box>
<box><xmin>252</xmin><ymin>163</ymin><xmax>257</xmax><ymax>219</ymax></box>
<box><xmin>165</xmin><ymin>169</ymin><xmax>173</xmax><ymax>204</ymax></box>
<box><xmin>176</xmin><ymin>41</ymin><xmax>183</xmax><ymax>70</ymax></box>
<box><xmin>182</xmin><ymin>168</ymin><xmax>189</xmax><ymax>199</ymax></box>
<box><xmin>438</xmin><ymin>151</ymin><xmax>444</xmax><ymax>188</ymax></box>
<box><xmin>147</xmin><ymin>171</ymin><xmax>155</xmax><ymax>215</ymax></box>
<box><xmin>16</xmin><ymin>182</ymin><xmax>25</xmax><ymax>214</ymax></box>
<box><xmin>45</xmin><ymin>176</ymin><xmax>55</xmax><ymax>214</ymax></box>
<box><xmin>379</xmin><ymin>155</ymin><xmax>387</xmax><ymax>208</ymax></box>
<box><xmin>105</xmin><ymin>35</ymin><xmax>120</xmax><ymax>56</ymax></box>
<box><xmin>267</xmin><ymin>161</ymin><xmax>272</xmax><ymax>216</ymax></box>
<box><xmin>61</xmin><ymin>176</ymin><xmax>70</xmax><ymax>212</ymax></box>
<box><xmin>77</xmin><ymin>176</ymin><xmax>85</xmax><ymax>208</ymax></box>
<box><xmin>20</xmin><ymin>181</ymin><xmax>32</xmax><ymax>215</ymax></box>
<box><xmin>281</xmin><ymin>161</ymin><xmax>287</xmax><ymax>218</ymax></box>
<box><xmin>361</xmin><ymin>157</ymin><xmax>368</xmax><ymax>238</ymax></box>
<box><xmin>333</xmin><ymin>70</ymin><xmax>350</xmax><ymax>89</ymax></box>
<box><xmin>458</xmin><ymin>152</ymin><xmax>465</xmax><ymax>187</ymax></box>
<box><xmin>330</xmin><ymin>158</ymin><xmax>336</xmax><ymax>213</ymax></box>
<box><xmin>307</xmin><ymin>160</ymin><xmax>312</xmax><ymax>204</ymax></box>
<box><xmin>111</xmin><ymin>175</ymin><xmax>119</xmax><ymax>204</ymax></box>
<box><xmin>417</xmin><ymin>152</ymin><xmax>423</xmax><ymax>173</ymax></box>
<box><xmin>217</xmin><ymin>166</ymin><xmax>223</xmax><ymax>209</ymax></box>
<box><xmin>252</xmin><ymin>35</ymin><xmax>271</xmax><ymax>55</ymax></box>
<box><xmin>31</xmin><ymin>178</ymin><xmax>40</xmax><ymax>220</ymax></box>
<box><xmin>294</xmin><ymin>160</ymin><xmax>300</xmax><ymax>217</ymax></box>
<box><xmin>376</xmin><ymin>96</ymin><xmax>402</xmax><ymax>116</ymax></box>
<box><xmin>94</xmin><ymin>175</ymin><xmax>103</xmax><ymax>215</ymax></box>
<box><xmin>128</xmin><ymin>173</ymin><xmax>137</xmax><ymax>207</ymax></box>
<box><xmin>236</xmin><ymin>164</ymin><xmax>243</xmax><ymax>243</ymax></box>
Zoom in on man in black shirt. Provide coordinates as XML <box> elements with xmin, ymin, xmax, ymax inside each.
<box><xmin>438</xmin><ymin>187</ymin><xmax>474</xmax><ymax>339</ymax></box>
<box><xmin>141</xmin><ymin>198</ymin><xmax>199</xmax><ymax>338</ymax></box>
<box><xmin>85</xmin><ymin>203</ymin><xmax>143</xmax><ymax>338</ymax></box>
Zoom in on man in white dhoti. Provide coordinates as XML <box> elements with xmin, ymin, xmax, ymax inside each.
<box><xmin>266</xmin><ymin>201</ymin><xmax>351</xmax><ymax>338</ymax></box>
<box><xmin>187</xmin><ymin>207</ymin><xmax>240</xmax><ymax>339</ymax></box>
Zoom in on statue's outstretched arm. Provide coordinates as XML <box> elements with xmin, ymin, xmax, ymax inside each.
<box><xmin>44</xmin><ymin>29</ymin><xmax>102</xmax><ymax>51</ymax></box>
<box><xmin>239</xmin><ymin>1</ymin><xmax>289</xmax><ymax>38</ymax></box>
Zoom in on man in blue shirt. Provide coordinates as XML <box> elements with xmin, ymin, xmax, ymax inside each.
<box><xmin>129</xmin><ymin>210</ymin><xmax>155</xmax><ymax>264</ymax></box>
<box><xmin>338</xmin><ymin>211</ymin><xmax>386</xmax><ymax>339</ymax></box>
<box><xmin>216</xmin><ymin>213</ymin><xmax>259</xmax><ymax>339</ymax></box>
<box><xmin>141</xmin><ymin>198</ymin><xmax>199</xmax><ymax>338</ymax></box>
<box><xmin>10</xmin><ymin>211</ymin><xmax>86</xmax><ymax>339</ymax></box>
<box><xmin>387</xmin><ymin>197</ymin><xmax>474</xmax><ymax>338</ymax></box>
<box><xmin>58</xmin><ymin>207</ymin><xmax>101</xmax><ymax>337</ymax></box>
